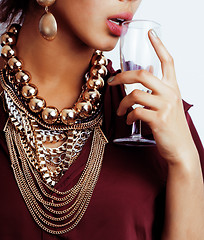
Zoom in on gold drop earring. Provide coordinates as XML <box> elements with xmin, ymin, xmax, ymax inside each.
<box><xmin>36</xmin><ymin>0</ymin><xmax>57</xmax><ymax>40</ymax></box>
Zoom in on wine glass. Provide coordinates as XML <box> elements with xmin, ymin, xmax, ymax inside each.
<box><xmin>113</xmin><ymin>20</ymin><xmax>161</xmax><ymax>147</ymax></box>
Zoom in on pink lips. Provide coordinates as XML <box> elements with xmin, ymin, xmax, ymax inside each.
<box><xmin>106</xmin><ymin>12</ymin><xmax>133</xmax><ymax>36</ymax></box>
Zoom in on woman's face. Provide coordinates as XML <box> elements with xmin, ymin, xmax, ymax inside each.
<box><xmin>53</xmin><ymin>0</ymin><xmax>142</xmax><ymax>51</ymax></box>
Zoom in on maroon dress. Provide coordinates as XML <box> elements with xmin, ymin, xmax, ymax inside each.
<box><xmin>0</xmin><ymin>61</ymin><xmax>203</xmax><ymax>240</ymax></box>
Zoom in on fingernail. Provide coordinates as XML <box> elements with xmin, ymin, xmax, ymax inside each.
<box><xmin>126</xmin><ymin>120</ymin><xmax>132</xmax><ymax>125</ymax></box>
<box><xmin>116</xmin><ymin>108</ymin><xmax>121</xmax><ymax>116</ymax></box>
<box><xmin>150</xmin><ymin>29</ymin><xmax>158</xmax><ymax>38</ymax></box>
<box><xmin>108</xmin><ymin>76</ymin><xmax>115</xmax><ymax>83</ymax></box>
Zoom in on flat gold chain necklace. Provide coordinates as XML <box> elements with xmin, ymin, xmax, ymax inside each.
<box><xmin>4</xmin><ymin>89</ymin><xmax>94</xmax><ymax>186</ymax></box>
<box><xmin>4</xmin><ymin>120</ymin><xmax>108</xmax><ymax>234</ymax></box>
<box><xmin>0</xmin><ymin>24</ymin><xmax>109</xmax><ymax>234</ymax></box>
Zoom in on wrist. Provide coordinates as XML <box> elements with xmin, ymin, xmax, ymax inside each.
<box><xmin>167</xmin><ymin>148</ymin><xmax>201</xmax><ymax>181</ymax></box>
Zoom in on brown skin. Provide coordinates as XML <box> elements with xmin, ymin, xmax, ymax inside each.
<box><xmin>109</xmin><ymin>32</ymin><xmax>204</xmax><ymax>239</ymax></box>
<box><xmin>1</xmin><ymin>0</ymin><xmax>204</xmax><ymax>239</ymax></box>
<box><xmin>14</xmin><ymin>0</ymin><xmax>140</xmax><ymax>110</ymax></box>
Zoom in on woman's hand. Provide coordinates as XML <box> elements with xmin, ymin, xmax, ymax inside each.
<box><xmin>108</xmin><ymin>30</ymin><xmax>198</xmax><ymax>165</ymax></box>
<box><xmin>109</xmin><ymin>30</ymin><xmax>204</xmax><ymax>239</ymax></box>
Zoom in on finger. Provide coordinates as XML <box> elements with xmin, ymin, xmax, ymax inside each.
<box><xmin>148</xmin><ymin>30</ymin><xmax>176</xmax><ymax>82</ymax></box>
<box><xmin>117</xmin><ymin>89</ymin><xmax>162</xmax><ymax>116</ymax></box>
<box><xmin>108</xmin><ymin>70</ymin><xmax>167</xmax><ymax>94</ymax></box>
<box><xmin>126</xmin><ymin>107</ymin><xmax>157</xmax><ymax>125</ymax></box>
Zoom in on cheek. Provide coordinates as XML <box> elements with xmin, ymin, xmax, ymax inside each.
<box><xmin>70</xmin><ymin>9</ymin><xmax>119</xmax><ymax>50</ymax></box>
<box><xmin>78</xmin><ymin>18</ymin><xmax>119</xmax><ymax>51</ymax></box>
<box><xmin>55</xmin><ymin>0</ymin><xmax>119</xmax><ymax>50</ymax></box>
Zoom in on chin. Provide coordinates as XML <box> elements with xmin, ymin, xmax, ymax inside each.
<box><xmin>91</xmin><ymin>37</ymin><xmax>119</xmax><ymax>52</ymax></box>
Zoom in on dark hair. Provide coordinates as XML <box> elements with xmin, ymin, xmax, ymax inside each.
<box><xmin>0</xmin><ymin>0</ymin><xmax>30</xmax><ymax>28</ymax></box>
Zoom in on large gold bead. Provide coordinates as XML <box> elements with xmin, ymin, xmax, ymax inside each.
<box><xmin>75</xmin><ymin>101</ymin><xmax>92</xmax><ymax>118</ymax></box>
<box><xmin>86</xmin><ymin>76</ymin><xmax>104</xmax><ymax>90</ymax></box>
<box><xmin>91</xmin><ymin>54</ymin><xmax>108</xmax><ymax>66</ymax></box>
<box><xmin>28</xmin><ymin>97</ymin><xmax>46</xmax><ymax>113</ymax></box>
<box><xmin>83</xmin><ymin>89</ymin><xmax>100</xmax><ymax>103</ymax></box>
<box><xmin>8</xmin><ymin>24</ymin><xmax>21</xmax><ymax>35</ymax></box>
<box><xmin>36</xmin><ymin>0</ymin><xmax>56</xmax><ymax>7</ymax></box>
<box><xmin>8</xmin><ymin>57</ymin><xmax>22</xmax><ymax>71</ymax></box>
<box><xmin>15</xmin><ymin>71</ymin><xmax>30</xmax><ymax>84</ymax></box>
<box><xmin>42</xmin><ymin>107</ymin><xmax>59</xmax><ymax>124</ymax></box>
<box><xmin>0</xmin><ymin>33</ymin><xmax>16</xmax><ymax>46</ymax></box>
<box><xmin>39</xmin><ymin>12</ymin><xmax>57</xmax><ymax>40</ymax></box>
<box><xmin>60</xmin><ymin>108</ymin><xmax>77</xmax><ymax>125</ymax></box>
<box><xmin>1</xmin><ymin>45</ymin><xmax>15</xmax><ymax>59</ymax></box>
<box><xmin>21</xmin><ymin>84</ymin><xmax>38</xmax><ymax>99</ymax></box>
<box><xmin>90</xmin><ymin>65</ymin><xmax>107</xmax><ymax>78</ymax></box>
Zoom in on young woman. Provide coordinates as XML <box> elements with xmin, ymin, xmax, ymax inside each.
<box><xmin>0</xmin><ymin>0</ymin><xmax>203</xmax><ymax>239</ymax></box>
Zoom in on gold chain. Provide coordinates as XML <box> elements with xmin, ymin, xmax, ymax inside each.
<box><xmin>0</xmin><ymin>70</ymin><xmax>103</xmax><ymax>131</ymax></box>
<box><xmin>1</xmin><ymin>31</ymin><xmax>109</xmax><ymax>233</ymax></box>
<box><xmin>4</xmin><ymin>120</ymin><xmax>108</xmax><ymax>234</ymax></box>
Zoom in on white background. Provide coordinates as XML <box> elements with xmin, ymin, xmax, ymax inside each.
<box><xmin>104</xmin><ymin>0</ymin><xmax>204</xmax><ymax>144</ymax></box>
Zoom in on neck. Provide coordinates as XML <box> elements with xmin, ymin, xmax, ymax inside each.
<box><xmin>16</xmin><ymin>9</ymin><xmax>95</xmax><ymax>110</ymax></box>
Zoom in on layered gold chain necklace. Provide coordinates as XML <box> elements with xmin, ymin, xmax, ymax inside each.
<box><xmin>0</xmin><ymin>24</ymin><xmax>109</xmax><ymax>234</ymax></box>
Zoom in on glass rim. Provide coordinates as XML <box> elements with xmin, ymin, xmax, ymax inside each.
<box><xmin>122</xmin><ymin>19</ymin><xmax>161</xmax><ymax>29</ymax></box>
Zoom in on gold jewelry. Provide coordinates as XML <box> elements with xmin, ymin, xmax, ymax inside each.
<box><xmin>1</xmin><ymin>24</ymin><xmax>108</xmax><ymax>126</ymax></box>
<box><xmin>1</xmin><ymin>79</ymin><xmax>108</xmax><ymax>233</ymax></box>
<box><xmin>4</xmin><ymin>89</ymin><xmax>93</xmax><ymax>185</ymax></box>
<box><xmin>3</xmin><ymin>116</ymin><xmax>108</xmax><ymax>234</ymax></box>
<box><xmin>36</xmin><ymin>0</ymin><xmax>57</xmax><ymax>40</ymax></box>
<box><xmin>0</xmin><ymin>23</ymin><xmax>109</xmax><ymax>234</ymax></box>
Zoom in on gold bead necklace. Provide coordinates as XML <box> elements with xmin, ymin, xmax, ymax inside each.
<box><xmin>0</xmin><ymin>24</ymin><xmax>109</xmax><ymax>234</ymax></box>
<box><xmin>1</xmin><ymin>24</ymin><xmax>108</xmax><ymax>126</ymax></box>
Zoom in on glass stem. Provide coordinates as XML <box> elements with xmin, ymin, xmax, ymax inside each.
<box><xmin>131</xmin><ymin>120</ymin><xmax>142</xmax><ymax>138</ymax></box>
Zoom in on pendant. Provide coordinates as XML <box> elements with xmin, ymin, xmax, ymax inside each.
<box><xmin>39</xmin><ymin>12</ymin><xmax>57</xmax><ymax>41</ymax></box>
